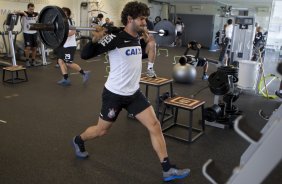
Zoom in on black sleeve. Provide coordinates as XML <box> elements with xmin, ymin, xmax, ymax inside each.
<box><xmin>81</xmin><ymin>33</ymin><xmax>118</xmax><ymax>60</ymax></box>
<box><xmin>184</xmin><ymin>47</ymin><xmax>190</xmax><ymax>55</ymax></box>
<box><xmin>81</xmin><ymin>42</ymin><xmax>96</xmax><ymax>59</ymax></box>
<box><xmin>195</xmin><ymin>49</ymin><xmax>200</xmax><ymax>58</ymax></box>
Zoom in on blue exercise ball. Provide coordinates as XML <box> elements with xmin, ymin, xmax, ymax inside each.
<box><xmin>172</xmin><ymin>63</ymin><xmax>197</xmax><ymax>84</ymax></box>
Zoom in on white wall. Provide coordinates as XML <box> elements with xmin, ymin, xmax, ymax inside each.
<box><xmin>173</xmin><ymin>2</ymin><xmax>272</xmax><ymax>30</ymax></box>
<box><xmin>78</xmin><ymin>0</ymin><xmax>163</xmax><ymax>27</ymax></box>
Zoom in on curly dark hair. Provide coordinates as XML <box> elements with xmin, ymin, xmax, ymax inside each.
<box><xmin>121</xmin><ymin>1</ymin><xmax>150</xmax><ymax>26</ymax></box>
<box><xmin>62</xmin><ymin>7</ymin><xmax>71</xmax><ymax>17</ymax></box>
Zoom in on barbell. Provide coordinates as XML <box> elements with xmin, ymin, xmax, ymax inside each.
<box><xmin>28</xmin><ymin>6</ymin><xmax>176</xmax><ymax>49</ymax></box>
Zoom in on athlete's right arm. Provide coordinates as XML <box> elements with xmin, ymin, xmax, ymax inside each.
<box><xmin>15</xmin><ymin>10</ymin><xmax>27</xmax><ymax>17</ymax></box>
<box><xmin>81</xmin><ymin>31</ymin><xmax>118</xmax><ymax>60</ymax></box>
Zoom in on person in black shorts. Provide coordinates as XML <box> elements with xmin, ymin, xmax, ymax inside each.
<box><xmin>139</xmin><ymin>18</ymin><xmax>157</xmax><ymax>78</ymax></box>
<box><xmin>56</xmin><ymin>7</ymin><xmax>90</xmax><ymax>86</ymax></box>
<box><xmin>275</xmin><ymin>80</ymin><xmax>282</xmax><ymax>98</ymax></box>
<box><xmin>179</xmin><ymin>41</ymin><xmax>209</xmax><ymax>80</ymax></box>
<box><xmin>72</xmin><ymin>1</ymin><xmax>190</xmax><ymax>182</ymax></box>
<box><xmin>17</xmin><ymin>3</ymin><xmax>39</xmax><ymax>67</ymax></box>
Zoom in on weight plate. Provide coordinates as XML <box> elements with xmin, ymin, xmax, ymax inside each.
<box><xmin>154</xmin><ymin>20</ymin><xmax>175</xmax><ymax>46</ymax></box>
<box><xmin>37</xmin><ymin>6</ymin><xmax>69</xmax><ymax>49</ymax></box>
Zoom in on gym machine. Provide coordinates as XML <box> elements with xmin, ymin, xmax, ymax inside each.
<box><xmin>216</xmin><ymin>6</ymin><xmax>256</xmax><ymax>65</ymax></box>
<box><xmin>229</xmin><ymin>16</ymin><xmax>256</xmax><ymax>63</ymax></box>
<box><xmin>0</xmin><ymin>13</ymin><xmax>19</xmax><ymax>66</ymax></box>
<box><xmin>202</xmin><ymin>104</ymin><xmax>282</xmax><ymax>184</ymax></box>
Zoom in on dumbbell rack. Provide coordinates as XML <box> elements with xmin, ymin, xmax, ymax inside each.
<box><xmin>205</xmin><ymin>69</ymin><xmax>240</xmax><ymax>129</ymax></box>
<box><xmin>205</xmin><ymin>95</ymin><xmax>227</xmax><ymax>129</ymax></box>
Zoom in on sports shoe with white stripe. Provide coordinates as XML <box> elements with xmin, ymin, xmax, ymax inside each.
<box><xmin>146</xmin><ymin>68</ymin><xmax>157</xmax><ymax>78</ymax></box>
<box><xmin>163</xmin><ymin>167</ymin><xmax>190</xmax><ymax>181</ymax></box>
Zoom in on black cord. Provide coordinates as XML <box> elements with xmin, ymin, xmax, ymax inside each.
<box><xmin>190</xmin><ymin>85</ymin><xmax>209</xmax><ymax>98</ymax></box>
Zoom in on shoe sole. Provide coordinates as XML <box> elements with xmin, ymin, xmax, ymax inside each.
<box><xmin>57</xmin><ymin>81</ymin><xmax>71</xmax><ymax>86</ymax></box>
<box><xmin>163</xmin><ymin>172</ymin><xmax>189</xmax><ymax>182</ymax></box>
<box><xmin>58</xmin><ymin>83</ymin><xmax>71</xmax><ymax>86</ymax></box>
<box><xmin>146</xmin><ymin>74</ymin><xmax>157</xmax><ymax>78</ymax></box>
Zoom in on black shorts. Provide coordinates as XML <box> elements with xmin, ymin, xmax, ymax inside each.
<box><xmin>23</xmin><ymin>33</ymin><xmax>38</xmax><ymax>47</ymax></box>
<box><xmin>100</xmin><ymin>87</ymin><xmax>151</xmax><ymax>122</ymax></box>
<box><xmin>55</xmin><ymin>46</ymin><xmax>76</xmax><ymax>63</ymax></box>
<box><xmin>197</xmin><ymin>57</ymin><xmax>207</xmax><ymax>67</ymax></box>
<box><xmin>176</xmin><ymin>32</ymin><xmax>182</xmax><ymax>36</ymax></box>
<box><xmin>140</xmin><ymin>38</ymin><xmax>148</xmax><ymax>59</ymax></box>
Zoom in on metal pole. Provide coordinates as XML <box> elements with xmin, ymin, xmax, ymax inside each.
<box><xmin>41</xmin><ymin>42</ymin><xmax>47</xmax><ymax>66</ymax></box>
<box><xmin>30</xmin><ymin>24</ymin><xmax>161</xmax><ymax>34</ymax></box>
<box><xmin>69</xmin><ymin>26</ymin><xmax>96</xmax><ymax>31</ymax></box>
<box><xmin>8</xmin><ymin>30</ymin><xmax>17</xmax><ymax>66</ymax></box>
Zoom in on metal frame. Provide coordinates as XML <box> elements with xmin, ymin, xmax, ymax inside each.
<box><xmin>202</xmin><ymin>105</ymin><xmax>282</xmax><ymax>184</ymax></box>
<box><xmin>161</xmin><ymin>103</ymin><xmax>205</xmax><ymax>143</ymax></box>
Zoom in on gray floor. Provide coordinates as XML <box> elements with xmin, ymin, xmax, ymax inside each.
<box><xmin>0</xmin><ymin>47</ymin><xmax>281</xmax><ymax>184</ymax></box>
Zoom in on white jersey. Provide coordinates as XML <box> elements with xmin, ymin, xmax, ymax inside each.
<box><xmin>80</xmin><ymin>31</ymin><xmax>142</xmax><ymax>95</ymax></box>
<box><xmin>175</xmin><ymin>22</ymin><xmax>184</xmax><ymax>32</ymax></box>
<box><xmin>64</xmin><ymin>18</ymin><xmax>76</xmax><ymax>48</ymax></box>
<box><xmin>21</xmin><ymin>11</ymin><xmax>38</xmax><ymax>34</ymax></box>
<box><xmin>225</xmin><ymin>24</ymin><xmax>233</xmax><ymax>39</ymax></box>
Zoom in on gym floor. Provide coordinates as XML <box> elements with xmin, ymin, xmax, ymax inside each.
<box><xmin>0</xmin><ymin>47</ymin><xmax>281</xmax><ymax>184</ymax></box>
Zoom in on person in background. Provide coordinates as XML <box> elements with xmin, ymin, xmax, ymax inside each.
<box><xmin>17</xmin><ymin>3</ymin><xmax>40</xmax><ymax>67</ymax></box>
<box><xmin>252</xmin><ymin>26</ymin><xmax>266</xmax><ymax>61</ymax></box>
<box><xmin>275</xmin><ymin>80</ymin><xmax>282</xmax><ymax>98</ymax></box>
<box><xmin>92</xmin><ymin>13</ymin><xmax>104</xmax><ymax>26</ymax></box>
<box><xmin>140</xmin><ymin>18</ymin><xmax>157</xmax><ymax>78</ymax></box>
<box><xmin>179</xmin><ymin>41</ymin><xmax>209</xmax><ymax>80</ymax></box>
<box><xmin>154</xmin><ymin>16</ymin><xmax>161</xmax><ymax>25</ymax></box>
<box><xmin>102</xmin><ymin>17</ymin><xmax>114</xmax><ymax>29</ymax></box>
<box><xmin>218</xmin><ymin>19</ymin><xmax>233</xmax><ymax>66</ymax></box>
<box><xmin>175</xmin><ymin>17</ymin><xmax>185</xmax><ymax>47</ymax></box>
<box><xmin>56</xmin><ymin>7</ymin><xmax>90</xmax><ymax>86</ymax></box>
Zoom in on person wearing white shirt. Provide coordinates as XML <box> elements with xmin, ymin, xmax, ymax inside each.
<box><xmin>175</xmin><ymin>17</ymin><xmax>185</xmax><ymax>47</ymax></box>
<box><xmin>218</xmin><ymin>19</ymin><xmax>233</xmax><ymax>66</ymax></box>
<box><xmin>17</xmin><ymin>3</ymin><xmax>39</xmax><ymax>67</ymax></box>
<box><xmin>56</xmin><ymin>7</ymin><xmax>90</xmax><ymax>86</ymax></box>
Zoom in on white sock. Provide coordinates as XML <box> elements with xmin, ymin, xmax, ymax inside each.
<box><xmin>148</xmin><ymin>62</ymin><xmax>154</xmax><ymax>70</ymax></box>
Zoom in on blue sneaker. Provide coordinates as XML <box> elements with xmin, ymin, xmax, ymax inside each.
<box><xmin>82</xmin><ymin>71</ymin><xmax>90</xmax><ymax>83</ymax></box>
<box><xmin>163</xmin><ymin>167</ymin><xmax>190</xmax><ymax>182</ymax></box>
<box><xmin>72</xmin><ymin>136</ymin><xmax>89</xmax><ymax>158</ymax></box>
<box><xmin>202</xmin><ymin>74</ymin><xmax>209</xmax><ymax>80</ymax></box>
<box><xmin>57</xmin><ymin>78</ymin><xmax>71</xmax><ymax>86</ymax></box>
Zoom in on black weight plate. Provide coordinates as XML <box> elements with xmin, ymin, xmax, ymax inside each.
<box><xmin>208</xmin><ymin>71</ymin><xmax>228</xmax><ymax>88</ymax></box>
<box><xmin>204</xmin><ymin>105</ymin><xmax>221</xmax><ymax>122</ymax></box>
<box><xmin>154</xmin><ymin>20</ymin><xmax>175</xmax><ymax>46</ymax></box>
<box><xmin>37</xmin><ymin>6</ymin><xmax>68</xmax><ymax>49</ymax></box>
<box><xmin>208</xmin><ymin>71</ymin><xmax>230</xmax><ymax>95</ymax></box>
